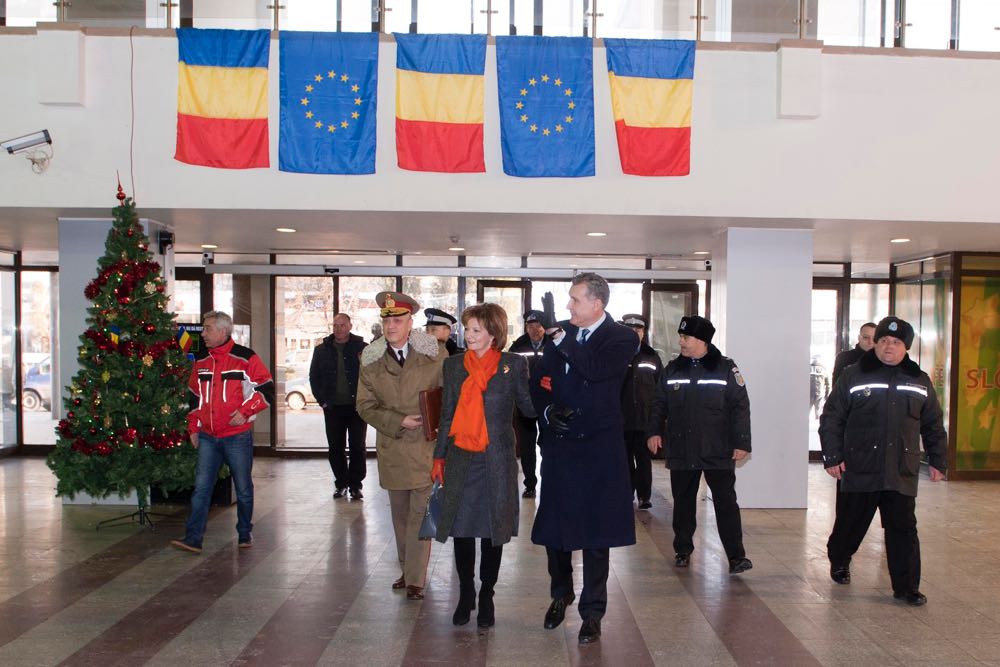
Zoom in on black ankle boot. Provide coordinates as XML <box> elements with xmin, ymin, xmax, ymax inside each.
<box><xmin>453</xmin><ymin>586</ymin><xmax>476</xmax><ymax>626</ymax></box>
<box><xmin>477</xmin><ymin>589</ymin><xmax>495</xmax><ymax>628</ymax></box>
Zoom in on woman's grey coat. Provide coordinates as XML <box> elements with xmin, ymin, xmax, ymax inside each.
<box><xmin>434</xmin><ymin>351</ymin><xmax>535</xmax><ymax>545</ymax></box>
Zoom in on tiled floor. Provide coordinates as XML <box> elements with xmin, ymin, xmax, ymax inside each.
<box><xmin>1</xmin><ymin>455</ymin><xmax>999</xmax><ymax>666</ymax></box>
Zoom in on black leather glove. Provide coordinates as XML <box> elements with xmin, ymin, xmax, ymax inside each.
<box><xmin>541</xmin><ymin>291</ymin><xmax>558</xmax><ymax>329</ymax></box>
<box><xmin>545</xmin><ymin>404</ymin><xmax>578</xmax><ymax>435</ymax></box>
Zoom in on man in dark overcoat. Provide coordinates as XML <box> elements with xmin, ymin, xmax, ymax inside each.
<box><xmin>529</xmin><ymin>272</ymin><xmax>638</xmax><ymax>646</ymax></box>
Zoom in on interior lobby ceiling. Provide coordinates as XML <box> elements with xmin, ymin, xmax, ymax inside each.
<box><xmin>2</xmin><ymin>207</ymin><xmax>999</xmax><ymax>264</ymax></box>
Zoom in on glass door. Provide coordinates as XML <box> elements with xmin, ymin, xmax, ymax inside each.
<box><xmin>645</xmin><ymin>283</ymin><xmax>698</xmax><ymax>365</ymax></box>
<box><xmin>810</xmin><ymin>285</ymin><xmax>844</xmax><ymax>452</ymax></box>
<box><xmin>477</xmin><ymin>280</ymin><xmax>531</xmax><ymax>348</ymax></box>
<box><xmin>20</xmin><ymin>270</ymin><xmax>59</xmax><ymax>445</ymax></box>
<box><xmin>0</xmin><ymin>268</ymin><xmax>16</xmax><ymax>451</ymax></box>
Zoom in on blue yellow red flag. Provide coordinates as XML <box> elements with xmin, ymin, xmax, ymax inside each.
<box><xmin>495</xmin><ymin>37</ymin><xmax>594</xmax><ymax>178</ymax></box>
<box><xmin>279</xmin><ymin>32</ymin><xmax>379</xmax><ymax>174</ymax></box>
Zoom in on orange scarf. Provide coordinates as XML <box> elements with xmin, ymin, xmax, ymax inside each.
<box><xmin>449</xmin><ymin>348</ymin><xmax>502</xmax><ymax>452</ymax></box>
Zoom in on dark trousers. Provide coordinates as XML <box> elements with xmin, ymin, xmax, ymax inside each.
<box><xmin>454</xmin><ymin>538</ymin><xmax>503</xmax><ymax>606</ymax></box>
<box><xmin>323</xmin><ymin>404</ymin><xmax>367</xmax><ymax>490</ymax></box>
<box><xmin>827</xmin><ymin>489</ymin><xmax>920</xmax><ymax>594</ymax></box>
<box><xmin>546</xmin><ymin>547</ymin><xmax>609</xmax><ymax>621</ymax></box>
<box><xmin>515</xmin><ymin>413</ymin><xmax>538</xmax><ymax>490</ymax></box>
<box><xmin>624</xmin><ymin>430</ymin><xmax>652</xmax><ymax>502</ymax></box>
<box><xmin>670</xmin><ymin>468</ymin><xmax>745</xmax><ymax>561</ymax></box>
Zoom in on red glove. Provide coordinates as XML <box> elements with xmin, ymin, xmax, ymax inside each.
<box><xmin>431</xmin><ymin>458</ymin><xmax>445</xmax><ymax>485</ymax></box>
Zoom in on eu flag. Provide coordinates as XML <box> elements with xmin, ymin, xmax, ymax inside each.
<box><xmin>496</xmin><ymin>36</ymin><xmax>594</xmax><ymax>178</ymax></box>
<box><xmin>279</xmin><ymin>32</ymin><xmax>379</xmax><ymax>174</ymax></box>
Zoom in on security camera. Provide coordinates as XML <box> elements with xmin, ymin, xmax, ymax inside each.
<box><xmin>202</xmin><ymin>252</ymin><xmax>215</xmax><ymax>265</ymax></box>
<box><xmin>704</xmin><ymin>259</ymin><xmax>712</xmax><ymax>269</ymax></box>
<box><xmin>1</xmin><ymin>129</ymin><xmax>51</xmax><ymax>155</ymax></box>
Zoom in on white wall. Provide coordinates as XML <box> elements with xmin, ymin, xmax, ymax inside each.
<box><xmin>1</xmin><ymin>31</ymin><xmax>999</xmax><ymax>225</ymax></box>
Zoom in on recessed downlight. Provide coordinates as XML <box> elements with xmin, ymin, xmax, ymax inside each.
<box><xmin>353</xmin><ymin>260</ymin><xmax>366</xmax><ymax>264</ymax></box>
<box><xmin>890</xmin><ymin>238</ymin><xmax>910</xmax><ymax>244</ymax></box>
<box><xmin>200</xmin><ymin>244</ymin><xmax>218</xmax><ymax>249</ymax></box>
<box><xmin>275</xmin><ymin>227</ymin><xmax>296</xmax><ymax>233</ymax></box>
<box><xmin>693</xmin><ymin>251</ymin><xmax>710</xmax><ymax>255</ymax></box>
<box><xmin>587</xmin><ymin>232</ymin><xmax>607</xmax><ymax>237</ymax></box>
<box><xmin>448</xmin><ymin>246</ymin><xmax>465</xmax><ymax>252</ymax></box>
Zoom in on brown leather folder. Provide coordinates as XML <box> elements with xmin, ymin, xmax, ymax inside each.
<box><xmin>419</xmin><ymin>386</ymin><xmax>443</xmax><ymax>442</ymax></box>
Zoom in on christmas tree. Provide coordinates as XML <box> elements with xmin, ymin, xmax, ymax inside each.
<box><xmin>47</xmin><ymin>186</ymin><xmax>195</xmax><ymax>507</ymax></box>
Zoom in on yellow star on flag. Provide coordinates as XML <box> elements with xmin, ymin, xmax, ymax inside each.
<box><xmin>328</xmin><ymin>124</ymin><xmax>336</xmax><ymax>132</ymax></box>
<box><xmin>305</xmin><ymin>111</ymin><xmax>314</xmax><ymax>119</ymax></box>
<box><xmin>354</xmin><ymin>97</ymin><xmax>362</xmax><ymax>106</ymax></box>
<box><xmin>351</xmin><ymin>84</ymin><xmax>359</xmax><ymax>92</ymax></box>
<box><xmin>529</xmin><ymin>124</ymin><xmax>537</xmax><ymax>132</ymax></box>
<box><xmin>305</xmin><ymin>84</ymin><xmax>314</xmax><ymax>92</ymax></box>
<box><xmin>541</xmin><ymin>74</ymin><xmax>550</xmax><ymax>82</ymax></box>
<box><xmin>341</xmin><ymin>74</ymin><xmax>349</xmax><ymax>82</ymax></box>
<box><xmin>520</xmin><ymin>88</ymin><xmax>528</xmax><ymax>96</ymax></box>
<box><xmin>300</xmin><ymin>97</ymin><xmax>310</xmax><ymax>106</ymax></box>
<box><xmin>555</xmin><ymin>124</ymin><xmax>563</xmax><ymax>132</ymax></box>
<box><xmin>520</xmin><ymin>114</ymin><xmax>528</xmax><ymax>122</ymax></box>
<box><xmin>341</xmin><ymin>120</ymin><xmax>349</xmax><ymax>128</ymax></box>
<box><xmin>529</xmin><ymin>78</ymin><xmax>537</xmax><ymax>86</ymax></box>
<box><xmin>542</xmin><ymin>128</ymin><xmax>551</xmax><ymax>136</ymax></box>
<box><xmin>515</xmin><ymin>101</ymin><xmax>524</xmax><ymax>110</ymax></box>
<box><xmin>568</xmin><ymin>101</ymin><xmax>576</xmax><ymax>109</ymax></box>
<box><xmin>314</xmin><ymin>74</ymin><xmax>323</xmax><ymax>82</ymax></box>
<box><xmin>351</xmin><ymin>111</ymin><xmax>359</xmax><ymax>119</ymax></box>
<box><xmin>315</xmin><ymin>121</ymin><xmax>323</xmax><ymax>128</ymax></box>
<box><xmin>327</xmin><ymin>70</ymin><xmax>336</xmax><ymax>78</ymax></box>
<box><xmin>565</xmin><ymin>115</ymin><xmax>573</xmax><ymax>123</ymax></box>
<box><xmin>554</xmin><ymin>78</ymin><xmax>562</xmax><ymax>86</ymax></box>
<box><xmin>564</xmin><ymin>88</ymin><xmax>573</xmax><ymax>96</ymax></box>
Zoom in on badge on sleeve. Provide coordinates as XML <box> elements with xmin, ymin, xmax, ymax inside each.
<box><xmin>732</xmin><ymin>366</ymin><xmax>745</xmax><ymax>387</ymax></box>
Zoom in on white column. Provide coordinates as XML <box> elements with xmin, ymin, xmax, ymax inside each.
<box><xmin>712</xmin><ymin>228</ymin><xmax>813</xmax><ymax>508</ymax></box>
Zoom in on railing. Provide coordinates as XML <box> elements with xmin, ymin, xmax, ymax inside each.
<box><xmin>1</xmin><ymin>0</ymin><xmax>998</xmax><ymax>52</ymax></box>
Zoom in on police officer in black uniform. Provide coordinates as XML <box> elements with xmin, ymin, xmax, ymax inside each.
<box><xmin>619</xmin><ymin>314</ymin><xmax>662</xmax><ymax>510</ymax></box>
<box><xmin>509</xmin><ymin>310</ymin><xmax>549</xmax><ymax>498</ymax></box>
<box><xmin>820</xmin><ymin>316</ymin><xmax>947</xmax><ymax>606</ymax></box>
<box><xmin>424</xmin><ymin>308</ymin><xmax>462</xmax><ymax>356</ymax></box>
<box><xmin>646</xmin><ymin>315</ymin><xmax>753</xmax><ymax>574</ymax></box>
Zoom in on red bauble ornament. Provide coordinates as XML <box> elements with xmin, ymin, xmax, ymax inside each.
<box><xmin>156</xmin><ymin>285</ymin><xmax>165</xmax><ymax>293</ymax></box>
<box><xmin>142</xmin><ymin>323</ymin><xmax>156</xmax><ymax>335</ymax></box>
<box><xmin>67</xmin><ymin>411</ymin><xmax>75</xmax><ymax>419</ymax></box>
<box><xmin>126</xmin><ymin>228</ymin><xmax>134</xmax><ymax>237</ymax></box>
<box><xmin>137</xmin><ymin>372</ymin><xmax>144</xmax><ymax>380</ymax></box>
<box><xmin>72</xmin><ymin>398</ymin><xmax>82</xmax><ymax>406</ymax></box>
<box><xmin>124</xmin><ymin>427</ymin><xmax>138</xmax><ymax>440</ymax></box>
<box><xmin>134</xmin><ymin>394</ymin><xmax>142</xmax><ymax>403</ymax></box>
<box><xmin>89</xmin><ymin>427</ymin><xmax>98</xmax><ymax>435</ymax></box>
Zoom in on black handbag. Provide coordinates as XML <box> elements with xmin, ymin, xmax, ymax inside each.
<box><xmin>418</xmin><ymin>481</ymin><xmax>444</xmax><ymax>541</ymax></box>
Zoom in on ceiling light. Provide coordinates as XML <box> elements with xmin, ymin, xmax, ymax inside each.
<box><xmin>448</xmin><ymin>246</ymin><xmax>465</xmax><ymax>252</ymax></box>
<box><xmin>275</xmin><ymin>227</ymin><xmax>296</xmax><ymax>233</ymax></box>
<box><xmin>587</xmin><ymin>232</ymin><xmax>606</xmax><ymax>237</ymax></box>
<box><xmin>666</xmin><ymin>265</ymin><xmax>677</xmax><ymax>269</ymax></box>
<box><xmin>890</xmin><ymin>238</ymin><xmax>910</xmax><ymax>244</ymax></box>
<box><xmin>353</xmin><ymin>260</ymin><xmax>366</xmax><ymax>264</ymax></box>
<box><xmin>200</xmin><ymin>244</ymin><xmax>218</xmax><ymax>249</ymax></box>
<box><xmin>693</xmin><ymin>251</ymin><xmax>710</xmax><ymax>255</ymax></box>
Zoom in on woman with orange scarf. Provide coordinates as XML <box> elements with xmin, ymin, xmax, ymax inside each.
<box><xmin>431</xmin><ymin>303</ymin><xmax>535</xmax><ymax>628</ymax></box>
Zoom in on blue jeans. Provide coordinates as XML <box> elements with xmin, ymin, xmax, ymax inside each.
<box><xmin>184</xmin><ymin>430</ymin><xmax>254</xmax><ymax>547</ymax></box>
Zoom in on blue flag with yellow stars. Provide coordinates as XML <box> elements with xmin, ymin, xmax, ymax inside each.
<box><xmin>279</xmin><ymin>32</ymin><xmax>378</xmax><ymax>174</ymax></box>
<box><xmin>496</xmin><ymin>36</ymin><xmax>594</xmax><ymax>177</ymax></box>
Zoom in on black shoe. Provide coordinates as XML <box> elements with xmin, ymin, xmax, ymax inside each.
<box><xmin>522</xmin><ymin>488</ymin><xmax>536</xmax><ymax>498</ymax></box>
<box><xmin>674</xmin><ymin>553</ymin><xmax>690</xmax><ymax>567</ymax></box>
<box><xmin>893</xmin><ymin>590</ymin><xmax>927</xmax><ymax>606</ymax></box>
<box><xmin>543</xmin><ymin>593</ymin><xmax>575</xmax><ymax>629</ymax></box>
<box><xmin>578</xmin><ymin>618</ymin><xmax>601</xmax><ymax>645</ymax></box>
<box><xmin>638</xmin><ymin>499</ymin><xmax>652</xmax><ymax>510</ymax></box>
<box><xmin>333</xmin><ymin>488</ymin><xmax>346</xmax><ymax>499</ymax></box>
<box><xmin>238</xmin><ymin>534</ymin><xmax>253</xmax><ymax>549</ymax></box>
<box><xmin>477</xmin><ymin>595</ymin><xmax>495</xmax><ymax>628</ymax></box>
<box><xmin>830</xmin><ymin>565</ymin><xmax>851</xmax><ymax>584</ymax></box>
<box><xmin>349</xmin><ymin>487</ymin><xmax>363</xmax><ymax>500</ymax></box>
<box><xmin>729</xmin><ymin>557</ymin><xmax>753</xmax><ymax>574</ymax></box>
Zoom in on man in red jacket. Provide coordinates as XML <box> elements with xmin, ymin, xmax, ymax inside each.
<box><xmin>171</xmin><ymin>311</ymin><xmax>274</xmax><ymax>553</ymax></box>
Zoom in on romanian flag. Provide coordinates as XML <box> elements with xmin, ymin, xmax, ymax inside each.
<box><xmin>175</xmin><ymin>28</ymin><xmax>270</xmax><ymax>169</ymax></box>
<box><xmin>496</xmin><ymin>36</ymin><xmax>594</xmax><ymax>178</ymax></box>
<box><xmin>108</xmin><ymin>325</ymin><xmax>120</xmax><ymax>346</ymax></box>
<box><xmin>279</xmin><ymin>32</ymin><xmax>379</xmax><ymax>174</ymax></box>
<box><xmin>176</xmin><ymin>327</ymin><xmax>192</xmax><ymax>354</ymax></box>
<box><xmin>605</xmin><ymin>39</ymin><xmax>695</xmax><ymax>176</ymax></box>
<box><xmin>395</xmin><ymin>34</ymin><xmax>486</xmax><ymax>173</ymax></box>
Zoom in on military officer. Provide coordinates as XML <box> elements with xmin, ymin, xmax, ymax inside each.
<box><xmin>646</xmin><ymin>315</ymin><xmax>753</xmax><ymax>574</ymax></box>
<box><xmin>819</xmin><ymin>316</ymin><xmax>947</xmax><ymax>606</ymax></box>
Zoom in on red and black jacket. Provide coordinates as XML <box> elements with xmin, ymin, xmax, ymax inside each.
<box><xmin>187</xmin><ymin>338</ymin><xmax>274</xmax><ymax>438</ymax></box>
